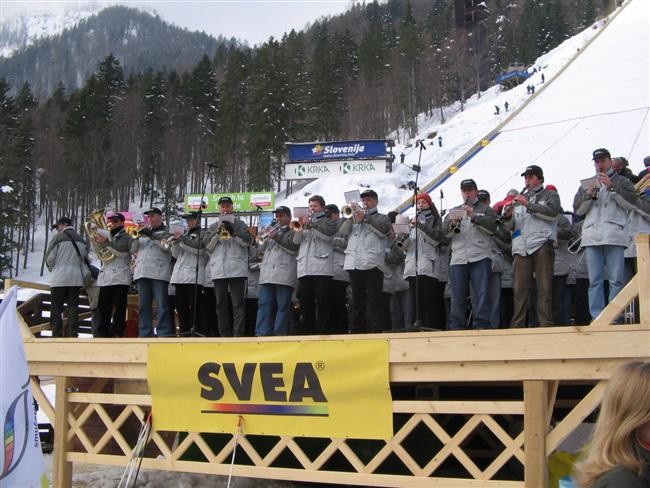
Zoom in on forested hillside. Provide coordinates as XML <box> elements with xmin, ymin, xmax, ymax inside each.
<box><xmin>0</xmin><ymin>0</ymin><xmax>608</xmax><ymax>279</ymax></box>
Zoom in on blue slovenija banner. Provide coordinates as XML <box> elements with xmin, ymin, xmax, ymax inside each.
<box><xmin>287</xmin><ymin>140</ymin><xmax>387</xmax><ymax>162</ymax></box>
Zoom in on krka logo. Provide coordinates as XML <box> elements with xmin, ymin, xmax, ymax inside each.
<box><xmin>295</xmin><ymin>165</ymin><xmax>306</xmax><ymax>176</ymax></box>
<box><xmin>198</xmin><ymin>362</ymin><xmax>329</xmax><ymax>417</ymax></box>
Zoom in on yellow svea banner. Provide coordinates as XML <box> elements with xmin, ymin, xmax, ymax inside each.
<box><xmin>147</xmin><ymin>340</ymin><xmax>392</xmax><ymax>439</ymax></box>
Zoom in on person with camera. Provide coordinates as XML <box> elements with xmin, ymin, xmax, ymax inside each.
<box><xmin>44</xmin><ymin>217</ymin><xmax>89</xmax><ymax>337</ymax></box>
<box><xmin>131</xmin><ymin>207</ymin><xmax>173</xmax><ymax>337</ymax></box>
<box><xmin>442</xmin><ymin>179</ymin><xmax>497</xmax><ymax>330</ymax></box>
<box><xmin>93</xmin><ymin>212</ymin><xmax>133</xmax><ymax>337</ymax></box>
<box><xmin>204</xmin><ymin>196</ymin><xmax>253</xmax><ymax>337</ymax></box>
<box><xmin>294</xmin><ymin>195</ymin><xmax>337</xmax><ymax>334</ymax></box>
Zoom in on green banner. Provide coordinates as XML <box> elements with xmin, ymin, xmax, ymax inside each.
<box><xmin>184</xmin><ymin>192</ymin><xmax>275</xmax><ymax>213</ymax></box>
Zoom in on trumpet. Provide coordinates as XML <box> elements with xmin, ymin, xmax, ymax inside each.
<box><xmin>125</xmin><ymin>224</ymin><xmax>146</xmax><ymax>239</ymax></box>
<box><xmin>635</xmin><ymin>174</ymin><xmax>650</xmax><ymax>195</ymax></box>
<box><xmin>289</xmin><ymin>219</ymin><xmax>303</xmax><ymax>232</ymax></box>
<box><xmin>160</xmin><ymin>232</ymin><xmax>183</xmax><ymax>250</ymax></box>
<box><xmin>218</xmin><ymin>224</ymin><xmax>231</xmax><ymax>241</ymax></box>
<box><xmin>341</xmin><ymin>202</ymin><xmax>364</xmax><ymax>219</ymax></box>
<box><xmin>256</xmin><ymin>222</ymin><xmax>282</xmax><ymax>245</ymax></box>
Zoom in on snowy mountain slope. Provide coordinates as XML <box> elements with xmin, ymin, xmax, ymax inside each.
<box><xmin>279</xmin><ymin>0</ymin><xmax>648</xmax><ymax>216</ymax></box>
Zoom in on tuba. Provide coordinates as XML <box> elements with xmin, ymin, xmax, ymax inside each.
<box><xmin>83</xmin><ymin>209</ymin><xmax>116</xmax><ymax>264</ymax></box>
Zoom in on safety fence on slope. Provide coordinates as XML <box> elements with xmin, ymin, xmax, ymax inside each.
<box><xmin>14</xmin><ymin>235</ymin><xmax>650</xmax><ymax>488</ymax></box>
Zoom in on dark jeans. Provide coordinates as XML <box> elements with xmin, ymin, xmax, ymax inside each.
<box><xmin>407</xmin><ymin>275</ymin><xmax>446</xmax><ymax>329</ymax></box>
<box><xmin>213</xmin><ymin>277</ymin><xmax>247</xmax><ymax>337</ymax></box>
<box><xmin>552</xmin><ymin>275</ymin><xmax>570</xmax><ymax>326</ymax></box>
<box><xmin>348</xmin><ymin>267</ymin><xmax>384</xmax><ymax>333</ymax></box>
<box><xmin>137</xmin><ymin>278</ymin><xmax>172</xmax><ymax>337</ymax></box>
<box><xmin>448</xmin><ymin>258</ymin><xmax>492</xmax><ymax>329</ymax></box>
<box><xmin>174</xmin><ymin>283</ymin><xmax>203</xmax><ymax>335</ymax></box>
<box><xmin>50</xmin><ymin>286</ymin><xmax>81</xmax><ymax>337</ymax></box>
<box><xmin>297</xmin><ymin>275</ymin><xmax>332</xmax><ymax>334</ymax></box>
<box><xmin>201</xmin><ymin>286</ymin><xmax>219</xmax><ymax>336</ymax></box>
<box><xmin>330</xmin><ymin>280</ymin><xmax>349</xmax><ymax>334</ymax></box>
<box><xmin>96</xmin><ymin>284</ymin><xmax>129</xmax><ymax>337</ymax></box>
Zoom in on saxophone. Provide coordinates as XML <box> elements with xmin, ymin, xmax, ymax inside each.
<box><xmin>83</xmin><ymin>209</ymin><xmax>116</xmax><ymax>264</ymax></box>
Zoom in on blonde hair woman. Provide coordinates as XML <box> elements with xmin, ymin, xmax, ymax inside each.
<box><xmin>574</xmin><ymin>361</ymin><xmax>650</xmax><ymax>488</ymax></box>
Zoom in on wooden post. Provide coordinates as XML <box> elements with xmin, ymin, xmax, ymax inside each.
<box><xmin>53</xmin><ymin>376</ymin><xmax>73</xmax><ymax>487</ymax></box>
<box><xmin>524</xmin><ymin>380</ymin><xmax>548</xmax><ymax>488</ymax></box>
<box><xmin>636</xmin><ymin>234</ymin><xmax>650</xmax><ymax>325</ymax></box>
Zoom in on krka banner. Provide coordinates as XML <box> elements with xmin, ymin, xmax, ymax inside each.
<box><xmin>0</xmin><ymin>287</ymin><xmax>47</xmax><ymax>488</ymax></box>
<box><xmin>184</xmin><ymin>192</ymin><xmax>275</xmax><ymax>213</ymax></box>
<box><xmin>148</xmin><ymin>340</ymin><xmax>392</xmax><ymax>439</ymax></box>
<box><xmin>287</xmin><ymin>140</ymin><xmax>388</xmax><ymax>162</ymax></box>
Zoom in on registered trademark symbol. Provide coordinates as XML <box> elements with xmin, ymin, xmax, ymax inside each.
<box><xmin>315</xmin><ymin>360</ymin><xmax>325</xmax><ymax>371</ymax></box>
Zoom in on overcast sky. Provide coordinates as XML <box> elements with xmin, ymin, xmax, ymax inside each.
<box><xmin>0</xmin><ymin>0</ymin><xmax>352</xmax><ymax>45</ymax></box>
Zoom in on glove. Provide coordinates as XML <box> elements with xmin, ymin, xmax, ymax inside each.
<box><xmin>222</xmin><ymin>221</ymin><xmax>235</xmax><ymax>234</ymax></box>
<box><xmin>138</xmin><ymin>227</ymin><xmax>153</xmax><ymax>238</ymax></box>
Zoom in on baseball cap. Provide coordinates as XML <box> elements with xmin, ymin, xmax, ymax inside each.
<box><xmin>51</xmin><ymin>216</ymin><xmax>72</xmax><ymax>229</ymax></box>
<box><xmin>477</xmin><ymin>189</ymin><xmax>490</xmax><ymax>201</ymax></box>
<box><xmin>460</xmin><ymin>179</ymin><xmax>477</xmax><ymax>190</ymax></box>
<box><xmin>218</xmin><ymin>196</ymin><xmax>234</xmax><ymax>205</ymax></box>
<box><xmin>521</xmin><ymin>165</ymin><xmax>544</xmax><ymax>179</ymax></box>
<box><xmin>592</xmin><ymin>148</ymin><xmax>611</xmax><ymax>160</ymax></box>
<box><xmin>182</xmin><ymin>212</ymin><xmax>199</xmax><ymax>220</ymax></box>
<box><xmin>324</xmin><ymin>204</ymin><xmax>339</xmax><ymax>214</ymax></box>
<box><xmin>143</xmin><ymin>207</ymin><xmax>163</xmax><ymax>215</ymax></box>
<box><xmin>274</xmin><ymin>206</ymin><xmax>291</xmax><ymax>216</ymax></box>
<box><xmin>360</xmin><ymin>189</ymin><xmax>379</xmax><ymax>200</ymax></box>
<box><xmin>107</xmin><ymin>212</ymin><xmax>125</xmax><ymax>222</ymax></box>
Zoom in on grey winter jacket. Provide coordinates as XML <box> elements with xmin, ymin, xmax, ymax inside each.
<box><xmin>131</xmin><ymin>226</ymin><xmax>173</xmax><ymax>282</ymax></box>
<box><xmin>342</xmin><ymin>207</ymin><xmax>391</xmax><ymax>271</ymax></box>
<box><xmin>404</xmin><ymin>210</ymin><xmax>446</xmax><ymax>278</ymax></box>
<box><xmin>259</xmin><ymin>225</ymin><xmax>300</xmax><ymax>288</ymax></box>
<box><xmin>332</xmin><ymin>220</ymin><xmax>350</xmax><ymax>283</ymax></box>
<box><xmin>612</xmin><ymin>192</ymin><xmax>650</xmax><ymax>258</ymax></box>
<box><xmin>573</xmin><ymin>169</ymin><xmax>637</xmax><ymax>247</ymax></box>
<box><xmin>96</xmin><ymin>227</ymin><xmax>133</xmax><ymax>286</ymax></box>
<box><xmin>503</xmin><ymin>185</ymin><xmax>562</xmax><ymax>257</ymax></box>
<box><xmin>204</xmin><ymin>218</ymin><xmax>253</xmax><ymax>280</ymax></box>
<box><xmin>553</xmin><ymin>215</ymin><xmax>578</xmax><ymax>277</ymax></box>
<box><xmin>45</xmin><ymin>227</ymin><xmax>88</xmax><ymax>287</ymax></box>
<box><xmin>170</xmin><ymin>228</ymin><xmax>208</xmax><ymax>285</ymax></box>
<box><xmin>442</xmin><ymin>200</ymin><xmax>497</xmax><ymax>266</ymax></box>
<box><xmin>385</xmin><ymin>238</ymin><xmax>408</xmax><ymax>294</ymax></box>
<box><xmin>295</xmin><ymin>211</ymin><xmax>337</xmax><ymax>278</ymax></box>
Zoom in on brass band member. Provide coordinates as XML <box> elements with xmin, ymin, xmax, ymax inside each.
<box><xmin>502</xmin><ymin>165</ymin><xmax>562</xmax><ymax>327</ymax></box>
<box><xmin>573</xmin><ymin>148</ymin><xmax>637</xmax><ymax>321</ymax></box>
<box><xmin>341</xmin><ymin>189</ymin><xmax>392</xmax><ymax>333</ymax></box>
<box><xmin>169</xmin><ymin>212</ymin><xmax>207</xmax><ymax>335</ymax></box>
<box><xmin>294</xmin><ymin>195</ymin><xmax>337</xmax><ymax>334</ymax></box>
<box><xmin>325</xmin><ymin>204</ymin><xmax>350</xmax><ymax>334</ymax></box>
<box><xmin>94</xmin><ymin>212</ymin><xmax>133</xmax><ymax>337</ymax></box>
<box><xmin>204</xmin><ymin>196</ymin><xmax>253</xmax><ymax>337</ymax></box>
<box><xmin>255</xmin><ymin>206</ymin><xmax>299</xmax><ymax>336</ymax></box>
<box><xmin>443</xmin><ymin>179</ymin><xmax>498</xmax><ymax>330</ymax></box>
<box><xmin>44</xmin><ymin>217</ymin><xmax>88</xmax><ymax>337</ymax></box>
<box><xmin>132</xmin><ymin>207</ymin><xmax>173</xmax><ymax>337</ymax></box>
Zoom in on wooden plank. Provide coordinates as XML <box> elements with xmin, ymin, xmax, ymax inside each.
<box><xmin>30</xmin><ymin>377</ymin><xmax>55</xmax><ymax>424</ymax></box>
<box><xmin>590</xmin><ymin>275</ymin><xmax>638</xmax><ymax>325</ymax></box>
<box><xmin>67</xmin><ymin>452</ymin><xmax>525</xmax><ymax>487</ymax></box>
<box><xmin>637</xmin><ymin>234</ymin><xmax>650</xmax><ymax>325</ymax></box>
<box><xmin>546</xmin><ymin>381</ymin><xmax>606</xmax><ymax>454</ymax></box>
<box><xmin>523</xmin><ymin>381</ymin><xmax>547</xmax><ymax>488</ymax></box>
<box><xmin>53</xmin><ymin>377</ymin><xmax>72</xmax><ymax>488</ymax></box>
<box><xmin>68</xmin><ymin>392</ymin><xmax>151</xmax><ymax>406</ymax></box>
<box><xmin>393</xmin><ymin>400</ymin><xmax>524</xmax><ymax>415</ymax></box>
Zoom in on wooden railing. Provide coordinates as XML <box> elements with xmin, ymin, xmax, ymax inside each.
<box><xmin>15</xmin><ymin>235</ymin><xmax>650</xmax><ymax>487</ymax></box>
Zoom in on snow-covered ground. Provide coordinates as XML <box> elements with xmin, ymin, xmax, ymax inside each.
<box><xmin>5</xmin><ymin>0</ymin><xmax>650</xmax><ymax>485</ymax></box>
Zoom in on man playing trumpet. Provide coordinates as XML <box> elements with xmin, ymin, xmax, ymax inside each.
<box><xmin>204</xmin><ymin>196</ymin><xmax>253</xmax><ymax>337</ymax></box>
<box><xmin>256</xmin><ymin>206</ymin><xmax>300</xmax><ymax>336</ymax></box>
<box><xmin>294</xmin><ymin>195</ymin><xmax>337</xmax><ymax>334</ymax></box>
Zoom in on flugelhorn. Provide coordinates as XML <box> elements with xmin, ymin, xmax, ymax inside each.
<box><xmin>289</xmin><ymin>219</ymin><xmax>303</xmax><ymax>232</ymax></box>
<box><xmin>256</xmin><ymin>222</ymin><xmax>282</xmax><ymax>244</ymax></box>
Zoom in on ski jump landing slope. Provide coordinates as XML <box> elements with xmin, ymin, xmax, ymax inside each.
<box><xmin>435</xmin><ymin>0</ymin><xmax>649</xmax><ymax>209</ymax></box>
